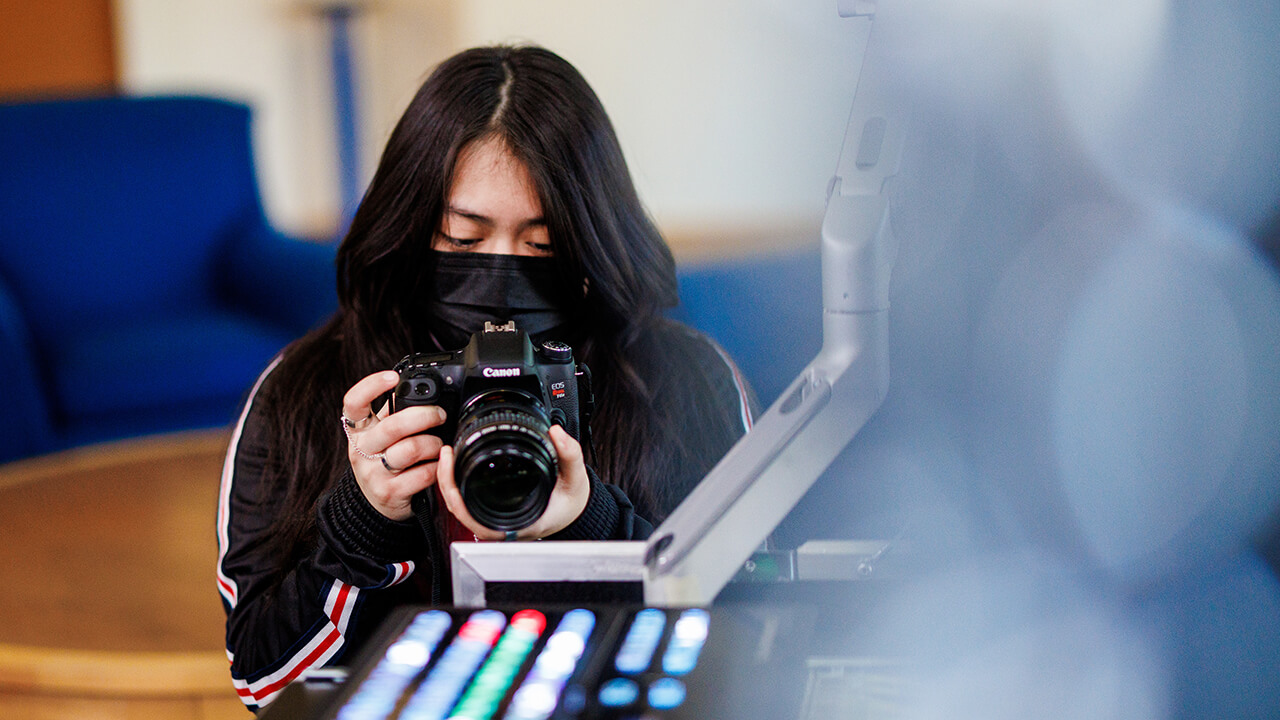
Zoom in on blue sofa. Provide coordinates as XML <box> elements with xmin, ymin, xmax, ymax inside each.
<box><xmin>673</xmin><ymin>247</ymin><xmax>822</xmax><ymax>409</ymax></box>
<box><xmin>0</xmin><ymin>96</ymin><xmax>337</xmax><ymax>463</ymax></box>
<box><xmin>0</xmin><ymin>92</ymin><xmax>819</xmax><ymax>464</ymax></box>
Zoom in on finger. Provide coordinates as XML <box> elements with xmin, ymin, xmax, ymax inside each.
<box><xmin>436</xmin><ymin>445</ymin><xmax>502</xmax><ymax>541</ymax></box>
<box><xmin>388</xmin><ymin>461</ymin><xmax>440</xmax><ymax>495</ymax></box>
<box><xmin>515</xmin><ymin>425</ymin><xmax>589</xmax><ymax>539</ymax></box>
<box><xmin>435</xmin><ymin>445</ymin><xmax>455</xmax><ymax>499</ymax></box>
<box><xmin>382</xmin><ymin>432</ymin><xmax>445</xmax><ymax>471</ymax></box>
<box><xmin>364</xmin><ymin>405</ymin><xmax>447</xmax><ymax>455</ymax></box>
<box><xmin>343</xmin><ymin>371</ymin><xmax>399</xmax><ymax>424</ymax></box>
<box><xmin>354</xmin><ymin>461</ymin><xmax>438</xmax><ymax>520</ymax></box>
<box><xmin>436</xmin><ymin>445</ymin><xmax>463</xmax><ymax>517</ymax></box>
<box><xmin>548</xmin><ymin>425</ymin><xmax>585</xmax><ymax>479</ymax></box>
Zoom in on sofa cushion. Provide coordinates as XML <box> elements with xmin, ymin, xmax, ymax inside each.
<box><xmin>45</xmin><ymin>311</ymin><xmax>293</xmax><ymax>445</ymax></box>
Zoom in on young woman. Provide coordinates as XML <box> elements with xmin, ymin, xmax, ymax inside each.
<box><xmin>217</xmin><ymin>44</ymin><xmax>755</xmax><ymax>710</ymax></box>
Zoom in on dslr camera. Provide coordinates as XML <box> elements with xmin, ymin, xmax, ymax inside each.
<box><xmin>390</xmin><ymin>321</ymin><xmax>592</xmax><ymax>531</ymax></box>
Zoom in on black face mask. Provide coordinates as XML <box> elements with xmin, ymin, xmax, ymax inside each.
<box><xmin>424</xmin><ymin>250</ymin><xmax>578</xmax><ymax>350</ymax></box>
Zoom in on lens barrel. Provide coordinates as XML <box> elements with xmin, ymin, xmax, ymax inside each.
<box><xmin>452</xmin><ymin>389</ymin><xmax>557</xmax><ymax>531</ymax></box>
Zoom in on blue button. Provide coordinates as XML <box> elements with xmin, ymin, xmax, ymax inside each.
<box><xmin>598</xmin><ymin>678</ymin><xmax>640</xmax><ymax>708</ymax></box>
<box><xmin>648</xmin><ymin>678</ymin><xmax>687</xmax><ymax>710</ymax></box>
<box><xmin>662</xmin><ymin>648</ymin><xmax>699</xmax><ymax>676</ymax></box>
<box><xmin>615</xmin><ymin>610</ymin><xmax>667</xmax><ymax>674</ymax></box>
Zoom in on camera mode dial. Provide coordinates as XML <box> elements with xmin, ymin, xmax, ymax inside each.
<box><xmin>539</xmin><ymin>340</ymin><xmax>573</xmax><ymax>363</ymax></box>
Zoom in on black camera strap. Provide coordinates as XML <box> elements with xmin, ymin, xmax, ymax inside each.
<box><xmin>575</xmin><ymin>363</ymin><xmax>596</xmax><ymax>467</ymax></box>
<box><xmin>410</xmin><ymin>491</ymin><xmax>449</xmax><ymax>605</ymax></box>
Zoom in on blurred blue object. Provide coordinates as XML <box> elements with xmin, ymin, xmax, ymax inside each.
<box><xmin>672</xmin><ymin>247</ymin><xmax>822</xmax><ymax>408</ymax></box>
<box><xmin>0</xmin><ymin>95</ymin><xmax>337</xmax><ymax>463</ymax></box>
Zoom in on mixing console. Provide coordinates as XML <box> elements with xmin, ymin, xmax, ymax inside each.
<box><xmin>264</xmin><ymin>604</ymin><xmax>837</xmax><ymax>720</ymax></box>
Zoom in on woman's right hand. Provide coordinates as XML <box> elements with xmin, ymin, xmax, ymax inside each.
<box><xmin>342</xmin><ymin>370</ymin><xmax>448</xmax><ymax>521</ymax></box>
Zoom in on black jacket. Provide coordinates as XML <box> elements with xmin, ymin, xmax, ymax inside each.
<box><xmin>216</xmin><ymin>321</ymin><xmax>755</xmax><ymax>711</ymax></box>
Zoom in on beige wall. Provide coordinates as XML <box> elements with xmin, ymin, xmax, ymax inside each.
<box><xmin>115</xmin><ymin>0</ymin><xmax>865</xmax><ymax>257</ymax></box>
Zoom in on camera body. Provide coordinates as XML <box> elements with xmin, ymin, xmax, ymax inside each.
<box><xmin>390</xmin><ymin>321</ymin><xmax>592</xmax><ymax>531</ymax></box>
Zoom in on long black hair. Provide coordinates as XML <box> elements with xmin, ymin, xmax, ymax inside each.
<box><xmin>257</xmin><ymin>45</ymin><xmax>694</xmax><ymax>566</ymax></box>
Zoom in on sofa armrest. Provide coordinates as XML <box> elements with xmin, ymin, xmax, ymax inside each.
<box><xmin>0</xmin><ymin>275</ymin><xmax>55</xmax><ymax>462</ymax></box>
<box><xmin>218</xmin><ymin>222</ymin><xmax>339</xmax><ymax>336</ymax></box>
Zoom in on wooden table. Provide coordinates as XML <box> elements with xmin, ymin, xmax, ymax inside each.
<box><xmin>0</xmin><ymin>430</ymin><xmax>246</xmax><ymax>719</ymax></box>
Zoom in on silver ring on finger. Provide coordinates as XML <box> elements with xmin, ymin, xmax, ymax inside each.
<box><xmin>379</xmin><ymin>454</ymin><xmax>401</xmax><ymax>474</ymax></box>
<box><xmin>341</xmin><ymin>413</ymin><xmax>378</xmax><ymax>451</ymax></box>
<box><xmin>341</xmin><ymin>411</ymin><xmax>374</xmax><ymax>430</ymax></box>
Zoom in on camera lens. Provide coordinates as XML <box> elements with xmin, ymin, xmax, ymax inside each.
<box><xmin>452</xmin><ymin>389</ymin><xmax>557</xmax><ymax>531</ymax></box>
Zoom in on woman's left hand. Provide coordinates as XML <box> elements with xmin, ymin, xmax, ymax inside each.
<box><xmin>436</xmin><ymin>424</ymin><xmax>590</xmax><ymax>540</ymax></box>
